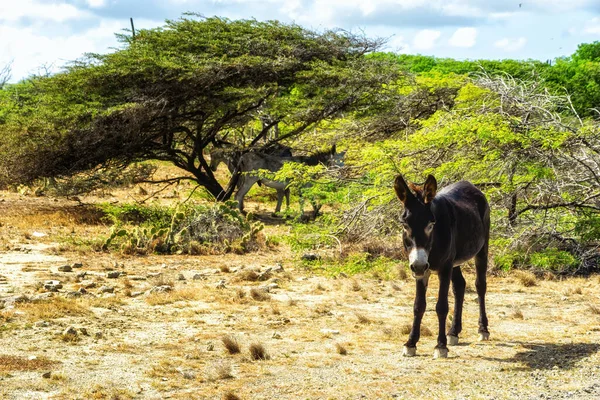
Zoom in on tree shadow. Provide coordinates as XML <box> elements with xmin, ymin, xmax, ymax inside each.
<box><xmin>481</xmin><ymin>342</ymin><xmax>600</xmax><ymax>370</ymax></box>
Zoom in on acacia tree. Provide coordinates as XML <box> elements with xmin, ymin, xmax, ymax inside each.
<box><xmin>0</xmin><ymin>15</ymin><xmax>400</xmax><ymax>199</ymax></box>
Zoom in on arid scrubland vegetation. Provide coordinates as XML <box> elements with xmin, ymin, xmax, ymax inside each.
<box><xmin>1</xmin><ymin>14</ymin><xmax>600</xmax><ymax>400</ymax></box>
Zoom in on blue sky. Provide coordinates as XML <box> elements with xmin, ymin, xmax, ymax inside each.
<box><xmin>1</xmin><ymin>0</ymin><xmax>600</xmax><ymax>82</ymax></box>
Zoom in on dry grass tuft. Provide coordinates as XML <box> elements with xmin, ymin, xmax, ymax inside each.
<box><xmin>0</xmin><ymin>355</ymin><xmax>58</xmax><ymax>372</ymax></box>
<box><xmin>355</xmin><ymin>312</ymin><xmax>371</xmax><ymax>324</ymax></box>
<box><xmin>514</xmin><ymin>271</ymin><xmax>537</xmax><ymax>287</ymax></box>
<box><xmin>223</xmin><ymin>391</ymin><xmax>241</xmax><ymax>400</ymax></box>
<box><xmin>249</xmin><ymin>342</ymin><xmax>269</xmax><ymax>360</ymax></box>
<box><xmin>421</xmin><ymin>325</ymin><xmax>433</xmax><ymax>337</ymax></box>
<box><xmin>18</xmin><ymin>297</ymin><xmax>89</xmax><ymax>321</ymax></box>
<box><xmin>250</xmin><ymin>288</ymin><xmax>270</xmax><ymax>302</ymax></box>
<box><xmin>399</xmin><ymin>324</ymin><xmax>412</xmax><ymax>335</ymax></box>
<box><xmin>207</xmin><ymin>360</ymin><xmax>234</xmax><ymax>380</ymax></box>
<box><xmin>350</xmin><ymin>280</ymin><xmax>362</xmax><ymax>292</ymax></box>
<box><xmin>145</xmin><ymin>287</ymin><xmax>202</xmax><ymax>305</ymax></box>
<box><xmin>563</xmin><ymin>286</ymin><xmax>583</xmax><ymax>296</ymax></box>
<box><xmin>220</xmin><ymin>265</ymin><xmax>232</xmax><ymax>273</ymax></box>
<box><xmin>238</xmin><ymin>270</ymin><xmax>259</xmax><ymax>282</ymax></box>
<box><xmin>587</xmin><ymin>304</ymin><xmax>600</xmax><ymax>315</ymax></box>
<box><xmin>335</xmin><ymin>343</ymin><xmax>348</xmax><ymax>355</ymax></box>
<box><xmin>270</xmin><ymin>304</ymin><xmax>281</xmax><ymax>315</ymax></box>
<box><xmin>512</xmin><ymin>309</ymin><xmax>524</xmax><ymax>319</ymax></box>
<box><xmin>222</xmin><ymin>335</ymin><xmax>241</xmax><ymax>355</ymax></box>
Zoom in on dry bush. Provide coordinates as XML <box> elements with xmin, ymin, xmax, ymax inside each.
<box><xmin>335</xmin><ymin>343</ymin><xmax>348</xmax><ymax>355</ymax></box>
<box><xmin>350</xmin><ymin>280</ymin><xmax>362</xmax><ymax>292</ymax></box>
<box><xmin>17</xmin><ymin>297</ymin><xmax>89</xmax><ymax>321</ymax></box>
<box><xmin>512</xmin><ymin>309</ymin><xmax>524</xmax><ymax>319</ymax></box>
<box><xmin>514</xmin><ymin>271</ymin><xmax>537</xmax><ymax>287</ymax></box>
<box><xmin>222</xmin><ymin>335</ymin><xmax>241</xmax><ymax>355</ymax></box>
<box><xmin>399</xmin><ymin>324</ymin><xmax>412</xmax><ymax>335</ymax></box>
<box><xmin>250</xmin><ymin>288</ymin><xmax>270</xmax><ymax>302</ymax></box>
<box><xmin>270</xmin><ymin>304</ymin><xmax>281</xmax><ymax>315</ymax></box>
<box><xmin>220</xmin><ymin>265</ymin><xmax>231</xmax><ymax>273</ymax></box>
<box><xmin>249</xmin><ymin>342</ymin><xmax>269</xmax><ymax>360</ymax></box>
<box><xmin>145</xmin><ymin>288</ymin><xmax>201</xmax><ymax>306</ymax></box>
<box><xmin>563</xmin><ymin>286</ymin><xmax>583</xmax><ymax>296</ymax></box>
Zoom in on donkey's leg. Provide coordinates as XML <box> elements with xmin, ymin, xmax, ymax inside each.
<box><xmin>403</xmin><ymin>272</ymin><xmax>429</xmax><ymax>357</ymax></box>
<box><xmin>284</xmin><ymin>188</ymin><xmax>290</xmax><ymax>210</ymax></box>
<box><xmin>434</xmin><ymin>265</ymin><xmax>452</xmax><ymax>358</ymax></box>
<box><xmin>447</xmin><ymin>266</ymin><xmax>466</xmax><ymax>345</ymax></box>
<box><xmin>475</xmin><ymin>246</ymin><xmax>490</xmax><ymax>341</ymax></box>
<box><xmin>274</xmin><ymin>189</ymin><xmax>284</xmax><ymax>213</ymax></box>
<box><xmin>234</xmin><ymin>177</ymin><xmax>258</xmax><ymax>213</ymax></box>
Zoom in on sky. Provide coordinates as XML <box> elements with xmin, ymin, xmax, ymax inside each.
<box><xmin>1</xmin><ymin>0</ymin><xmax>600</xmax><ymax>82</ymax></box>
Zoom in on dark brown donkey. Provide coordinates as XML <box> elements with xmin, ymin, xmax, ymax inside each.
<box><xmin>394</xmin><ymin>174</ymin><xmax>490</xmax><ymax>358</ymax></box>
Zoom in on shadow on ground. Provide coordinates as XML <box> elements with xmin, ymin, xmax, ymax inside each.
<box><xmin>482</xmin><ymin>342</ymin><xmax>600</xmax><ymax>370</ymax></box>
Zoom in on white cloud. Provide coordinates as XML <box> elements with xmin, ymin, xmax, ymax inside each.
<box><xmin>584</xmin><ymin>17</ymin><xmax>600</xmax><ymax>34</ymax></box>
<box><xmin>494</xmin><ymin>37</ymin><xmax>527</xmax><ymax>52</ymax></box>
<box><xmin>448</xmin><ymin>27</ymin><xmax>477</xmax><ymax>48</ymax></box>
<box><xmin>413</xmin><ymin>29</ymin><xmax>441</xmax><ymax>50</ymax></box>
<box><xmin>87</xmin><ymin>0</ymin><xmax>107</xmax><ymax>8</ymax></box>
<box><xmin>0</xmin><ymin>1</ymin><xmax>87</xmax><ymax>23</ymax></box>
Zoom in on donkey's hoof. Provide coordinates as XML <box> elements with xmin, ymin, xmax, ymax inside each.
<box><xmin>479</xmin><ymin>332</ymin><xmax>490</xmax><ymax>341</ymax></box>
<box><xmin>447</xmin><ymin>335</ymin><xmax>459</xmax><ymax>346</ymax></box>
<box><xmin>402</xmin><ymin>346</ymin><xmax>417</xmax><ymax>357</ymax></box>
<box><xmin>433</xmin><ymin>347</ymin><xmax>448</xmax><ymax>359</ymax></box>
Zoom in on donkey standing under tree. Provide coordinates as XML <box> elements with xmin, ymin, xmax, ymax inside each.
<box><xmin>394</xmin><ymin>174</ymin><xmax>490</xmax><ymax>358</ymax></box>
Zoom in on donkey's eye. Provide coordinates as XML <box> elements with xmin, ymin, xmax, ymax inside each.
<box><xmin>425</xmin><ymin>221</ymin><xmax>435</xmax><ymax>235</ymax></box>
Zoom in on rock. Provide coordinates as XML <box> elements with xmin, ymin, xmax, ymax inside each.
<box><xmin>44</xmin><ymin>280</ymin><xmax>62</xmax><ymax>292</ymax></box>
<box><xmin>129</xmin><ymin>275</ymin><xmax>147</xmax><ymax>281</ymax></box>
<box><xmin>94</xmin><ymin>332</ymin><xmax>103</xmax><ymax>339</ymax></box>
<box><xmin>34</xmin><ymin>321</ymin><xmax>49</xmax><ymax>328</ymax></box>
<box><xmin>42</xmin><ymin>371</ymin><xmax>52</xmax><ymax>379</ymax></box>
<box><xmin>302</xmin><ymin>253</ymin><xmax>321</xmax><ymax>261</ymax></box>
<box><xmin>58</xmin><ymin>265</ymin><xmax>72</xmax><ymax>272</ymax></box>
<box><xmin>76</xmin><ymin>272</ymin><xmax>87</xmax><ymax>279</ymax></box>
<box><xmin>149</xmin><ymin>285</ymin><xmax>172</xmax><ymax>294</ymax></box>
<box><xmin>320</xmin><ymin>328</ymin><xmax>340</xmax><ymax>335</ymax></box>
<box><xmin>4</xmin><ymin>294</ymin><xmax>29</xmax><ymax>306</ymax></box>
<box><xmin>192</xmin><ymin>274</ymin><xmax>207</xmax><ymax>281</ymax></box>
<box><xmin>31</xmin><ymin>293</ymin><xmax>53</xmax><ymax>302</ymax></box>
<box><xmin>63</xmin><ymin>326</ymin><xmax>78</xmax><ymax>336</ymax></box>
<box><xmin>80</xmin><ymin>280</ymin><xmax>96</xmax><ymax>289</ymax></box>
<box><xmin>79</xmin><ymin>327</ymin><xmax>89</xmax><ymax>336</ymax></box>
<box><xmin>272</xmin><ymin>332</ymin><xmax>282</xmax><ymax>339</ymax></box>
<box><xmin>107</xmin><ymin>271</ymin><xmax>121</xmax><ymax>279</ymax></box>
<box><xmin>65</xmin><ymin>291</ymin><xmax>82</xmax><ymax>298</ymax></box>
<box><xmin>215</xmin><ymin>280</ymin><xmax>226</xmax><ymax>289</ymax></box>
<box><xmin>71</xmin><ymin>263</ymin><xmax>83</xmax><ymax>268</ymax></box>
<box><xmin>259</xmin><ymin>283</ymin><xmax>279</xmax><ymax>292</ymax></box>
<box><xmin>147</xmin><ymin>272</ymin><xmax>162</xmax><ymax>279</ymax></box>
<box><xmin>273</xmin><ymin>263</ymin><xmax>285</xmax><ymax>273</ymax></box>
<box><xmin>78</xmin><ymin>287</ymin><xmax>88</xmax><ymax>295</ymax></box>
<box><xmin>130</xmin><ymin>291</ymin><xmax>144</xmax><ymax>297</ymax></box>
<box><xmin>206</xmin><ymin>343</ymin><xmax>215</xmax><ymax>351</ymax></box>
<box><xmin>98</xmin><ymin>285</ymin><xmax>114</xmax><ymax>294</ymax></box>
<box><xmin>177</xmin><ymin>273</ymin><xmax>186</xmax><ymax>281</ymax></box>
<box><xmin>257</xmin><ymin>268</ymin><xmax>273</xmax><ymax>281</ymax></box>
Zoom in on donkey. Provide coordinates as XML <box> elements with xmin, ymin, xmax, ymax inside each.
<box><xmin>210</xmin><ymin>142</ymin><xmax>293</xmax><ymax>214</ymax></box>
<box><xmin>235</xmin><ymin>144</ymin><xmax>343</xmax><ymax>214</ymax></box>
<box><xmin>394</xmin><ymin>174</ymin><xmax>490</xmax><ymax>359</ymax></box>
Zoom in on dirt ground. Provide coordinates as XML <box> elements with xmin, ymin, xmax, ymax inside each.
<box><xmin>1</xmin><ymin>191</ymin><xmax>600</xmax><ymax>400</ymax></box>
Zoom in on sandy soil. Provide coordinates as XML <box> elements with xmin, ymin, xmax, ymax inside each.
<box><xmin>1</xmin><ymin>193</ymin><xmax>600</xmax><ymax>400</ymax></box>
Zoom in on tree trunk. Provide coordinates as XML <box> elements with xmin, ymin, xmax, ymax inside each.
<box><xmin>508</xmin><ymin>192</ymin><xmax>518</xmax><ymax>227</ymax></box>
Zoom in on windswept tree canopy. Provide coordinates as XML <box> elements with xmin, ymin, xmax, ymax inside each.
<box><xmin>0</xmin><ymin>15</ymin><xmax>401</xmax><ymax>198</ymax></box>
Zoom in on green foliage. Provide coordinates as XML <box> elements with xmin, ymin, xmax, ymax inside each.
<box><xmin>101</xmin><ymin>201</ymin><xmax>264</xmax><ymax>255</ymax></box>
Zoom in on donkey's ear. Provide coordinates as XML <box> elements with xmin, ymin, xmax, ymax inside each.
<box><xmin>331</xmin><ymin>143</ymin><xmax>337</xmax><ymax>155</ymax></box>
<box><xmin>423</xmin><ymin>175</ymin><xmax>437</xmax><ymax>204</ymax></box>
<box><xmin>394</xmin><ymin>175</ymin><xmax>414</xmax><ymax>205</ymax></box>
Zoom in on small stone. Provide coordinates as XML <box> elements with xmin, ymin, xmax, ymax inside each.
<box><xmin>207</xmin><ymin>343</ymin><xmax>215</xmax><ymax>351</ymax></box>
<box><xmin>272</xmin><ymin>332</ymin><xmax>282</xmax><ymax>339</ymax></box>
<box><xmin>94</xmin><ymin>332</ymin><xmax>103</xmax><ymax>339</ymax></box>
<box><xmin>130</xmin><ymin>291</ymin><xmax>144</xmax><ymax>297</ymax></box>
<box><xmin>78</xmin><ymin>287</ymin><xmax>88</xmax><ymax>294</ymax></box>
<box><xmin>107</xmin><ymin>271</ymin><xmax>121</xmax><ymax>279</ymax></box>
<box><xmin>147</xmin><ymin>272</ymin><xmax>162</xmax><ymax>278</ymax></box>
<box><xmin>177</xmin><ymin>273</ymin><xmax>186</xmax><ymax>281</ymax></box>
<box><xmin>257</xmin><ymin>268</ymin><xmax>272</xmax><ymax>281</ymax></box>
<box><xmin>34</xmin><ymin>320</ymin><xmax>49</xmax><ymax>328</ymax></box>
<box><xmin>65</xmin><ymin>291</ymin><xmax>81</xmax><ymax>298</ymax></box>
<box><xmin>63</xmin><ymin>326</ymin><xmax>78</xmax><ymax>336</ymax></box>
<box><xmin>98</xmin><ymin>285</ymin><xmax>114</xmax><ymax>294</ymax></box>
<box><xmin>42</xmin><ymin>372</ymin><xmax>52</xmax><ymax>379</ymax></box>
<box><xmin>149</xmin><ymin>285</ymin><xmax>172</xmax><ymax>294</ymax></box>
<box><xmin>129</xmin><ymin>275</ymin><xmax>147</xmax><ymax>281</ymax></box>
<box><xmin>302</xmin><ymin>253</ymin><xmax>321</xmax><ymax>261</ymax></box>
<box><xmin>81</xmin><ymin>280</ymin><xmax>96</xmax><ymax>289</ymax></box>
<box><xmin>31</xmin><ymin>293</ymin><xmax>53</xmax><ymax>302</ymax></box>
<box><xmin>58</xmin><ymin>265</ymin><xmax>72</xmax><ymax>272</ymax></box>
<box><xmin>71</xmin><ymin>263</ymin><xmax>83</xmax><ymax>268</ymax></box>
<box><xmin>192</xmin><ymin>273</ymin><xmax>207</xmax><ymax>281</ymax></box>
<box><xmin>44</xmin><ymin>280</ymin><xmax>62</xmax><ymax>292</ymax></box>
<box><xmin>273</xmin><ymin>263</ymin><xmax>284</xmax><ymax>272</ymax></box>
<box><xmin>79</xmin><ymin>327</ymin><xmax>89</xmax><ymax>336</ymax></box>
<box><xmin>4</xmin><ymin>294</ymin><xmax>29</xmax><ymax>306</ymax></box>
<box><xmin>76</xmin><ymin>272</ymin><xmax>87</xmax><ymax>279</ymax></box>
<box><xmin>320</xmin><ymin>328</ymin><xmax>340</xmax><ymax>335</ymax></box>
